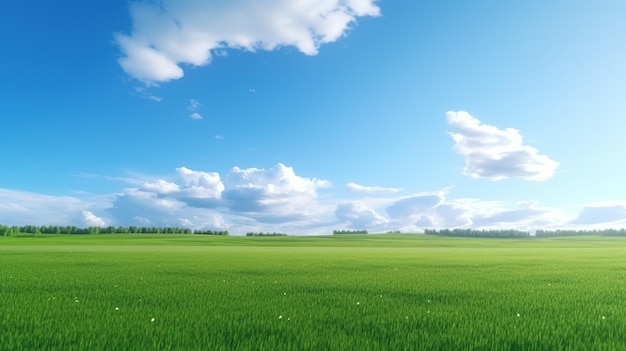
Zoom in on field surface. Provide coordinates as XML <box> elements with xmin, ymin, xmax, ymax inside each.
<box><xmin>1</xmin><ymin>234</ymin><xmax>625</xmax><ymax>350</ymax></box>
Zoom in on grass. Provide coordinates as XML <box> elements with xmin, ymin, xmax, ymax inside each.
<box><xmin>1</xmin><ymin>234</ymin><xmax>625</xmax><ymax>350</ymax></box>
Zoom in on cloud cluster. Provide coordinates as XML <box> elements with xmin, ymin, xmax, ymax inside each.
<box><xmin>4</xmin><ymin>170</ymin><xmax>626</xmax><ymax>234</ymax></box>
<box><xmin>106</xmin><ymin>163</ymin><xmax>331</xmax><ymax>230</ymax></box>
<box><xmin>0</xmin><ymin>189</ymin><xmax>108</xmax><ymax>227</ymax></box>
<box><xmin>115</xmin><ymin>0</ymin><xmax>381</xmax><ymax>83</ymax></box>
<box><xmin>223</xmin><ymin>164</ymin><xmax>330</xmax><ymax>222</ymax></box>
<box><xmin>446</xmin><ymin>111</ymin><xmax>558</xmax><ymax>181</ymax></box>
<box><xmin>334</xmin><ymin>192</ymin><xmax>561</xmax><ymax>232</ymax></box>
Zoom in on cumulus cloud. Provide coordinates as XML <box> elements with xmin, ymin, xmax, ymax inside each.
<box><xmin>7</xmin><ymin>173</ymin><xmax>626</xmax><ymax>234</ymax></box>
<box><xmin>107</xmin><ymin>188</ymin><xmax>227</xmax><ymax>229</ymax></box>
<box><xmin>141</xmin><ymin>179</ymin><xmax>180</xmax><ymax>194</ymax></box>
<box><xmin>189</xmin><ymin>112</ymin><xmax>203</xmax><ymax>120</ymax></box>
<box><xmin>223</xmin><ymin>163</ymin><xmax>330</xmax><ymax>222</ymax></box>
<box><xmin>176</xmin><ymin>167</ymin><xmax>224</xmax><ymax>199</ymax></box>
<box><xmin>335</xmin><ymin>201</ymin><xmax>388</xmax><ymax>228</ymax></box>
<box><xmin>102</xmin><ymin>163</ymin><xmax>332</xmax><ymax>230</ymax></box>
<box><xmin>345</xmin><ymin>182</ymin><xmax>402</xmax><ymax>193</ymax></box>
<box><xmin>115</xmin><ymin>0</ymin><xmax>381</xmax><ymax>83</ymax></box>
<box><xmin>446</xmin><ymin>111</ymin><xmax>558</xmax><ymax>181</ymax></box>
<box><xmin>82</xmin><ymin>211</ymin><xmax>106</xmax><ymax>227</ymax></box>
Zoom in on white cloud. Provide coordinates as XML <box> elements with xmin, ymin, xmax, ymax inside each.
<box><xmin>0</xmin><ymin>189</ymin><xmax>109</xmax><ymax>226</ymax></box>
<box><xmin>187</xmin><ymin>99</ymin><xmax>203</xmax><ymax>119</ymax></box>
<box><xmin>335</xmin><ymin>201</ymin><xmax>388</xmax><ymax>228</ymax></box>
<box><xmin>107</xmin><ymin>188</ymin><xmax>228</xmax><ymax>229</ymax></box>
<box><xmin>446</xmin><ymin>111</ymin><xmax>558</xmax><ymax>181</ymax></box>
<box><xmin>133</xmin><ymin>216</ymin><xmax>151</xmax><ymax>225</ymax></box>
<box><xmin>115</xmin><ymin>0</ymin><xmax>380</xmax><ymax>83</ymax></box>
<box><xmin>345</xmin><ymin>182</ymin><xmax>402</xmax><ymax>193</ymax></box>
<box><xmin>133</xmin><ymin>86</ymin><xmax>162</xmax><ymax>101</ymax></box>
<box><xmin>116</xmin><ymin>33</ymin><xmax>184</xmax><ymax>83</ymax></box>
<box><xmin>570</xmin><ymin>202</ymin><xmax>626</xmax><ymax>225</ymax></box>
<box><xmin>9</xmin><ymin>164</ymin><xmax>626</xmax><ymax>235</ymax></box>
<box><xmin>82</xmin><ymin>211</ymin><xmax>106</xmax><ymax>227</ymax></box>
<box><xmin>176</xmin><ymin>167</ymin><xmax>224</xmax><ymax>199</ymax></box>
<box><xmin>188</xmin><ymin>99</ymin><xmax>201</xmax><ymax>110</ymax></box>
<box><xmin>386</xmin><ymin>194</ymin><xmax>443</xmax><ymax>220</ymax></box>
<box><xmin>141</xmin><ymin>179</ymin><xmax>180</xmax><ymax>194</ymax></box>
<box><xmin>222</xmin><ymin>163</ymin><xmax>330</xmax><ymax>222</ymax></box>
<box><xmin>102</xmin><ymin>163</ymin><xmax>332</xmax><ymax>231</ymax></box>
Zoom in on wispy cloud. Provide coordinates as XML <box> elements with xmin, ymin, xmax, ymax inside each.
<box><xmin>446</xmin><ymin>111</ymin><xmax>558</xmax><ymax>181</ymax></box>
<box><xmin>115</xmin><ymin>0</ymin><xmax>381</xmax><ymax>83</ymax></box>
<box><xmin>133</xmin><ymin>86</ymin><xmax>162</xmax><ymax>101</ymax></box>
<box><xmin>74</xmin><ymin>172</ymin><xmax>143</xmax><ymax>186</ymax></box>
<box><xmin>187</xmin><ymin>99</ymin><xmax>203</xmax><ymax>119</ymax></box>
<box><xmin>346</xmin><ymin>182</ymin><xmax>402</xmax><ymax>193</ymax></box>
<box><xmin>570</xmin><ymin>202</ymin><xmax>626</xmax><ymax>225</ymax></box>
<box><xmin>188</xmin><ymin>99</ymin><xmax>201</xmax><ymax>111</ymax></box>
<box><xmin>0</xmin><ymin>189</ymin><xmax>109</xmax><ymax>226</ymax></box>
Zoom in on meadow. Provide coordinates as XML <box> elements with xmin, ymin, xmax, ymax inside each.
<box><xmin>1</xmin><ymin>234</ymin><xmax>625</xmax><ymax>350</ymax></box>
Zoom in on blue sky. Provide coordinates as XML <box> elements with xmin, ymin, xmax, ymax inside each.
<box><xmin>1</xmin><ymin>0</ymin><xmax>625</xmax><ymax>234</ymax></box>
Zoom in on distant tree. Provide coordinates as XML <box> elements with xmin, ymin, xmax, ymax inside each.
<box><xmin>333</xmin><ymin>229</ymin><xmax>368</xmax><ymax>235</ymax></box>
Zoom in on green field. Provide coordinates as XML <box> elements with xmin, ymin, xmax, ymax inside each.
<box><xmin>1</xmin><ymin>234</ymin><xmax>625</xmax><ymax>350</ymax></box>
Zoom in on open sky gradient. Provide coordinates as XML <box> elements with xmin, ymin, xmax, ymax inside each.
<box><xmin>1</xmin><ymin>0</ymin><xmax>626</xmax><ymax>234</ymax></box>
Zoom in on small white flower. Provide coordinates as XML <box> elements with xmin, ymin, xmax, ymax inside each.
<box><xmin>115</xmin><ymin>307</ymin><xmax>119</xmax><ymax>311</ymax></box>
<box><xmin>602</xmin><ymin>316</ymin><xmax>606</xmax><ymax>320</ymax></box>
<box><xmin>151</xmin><ymin>318</ymin><xmax>155</xmax><ymax>322</ymax></box>
<box><xmin>356</xmin><ymin>302</ymin><xmax>360</xmax><ymax>305</ymax></box>
<box><xmin>279</xmin><ymin>315</ymin><xmax>283</xmax><ymax>319</ymax></box>
<box><xmin>517</xmin><ymin>313</ymin><xmax>520</xmax><ymax>317</ymax></box>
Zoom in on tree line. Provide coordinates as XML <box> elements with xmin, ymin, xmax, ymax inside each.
<box><xmin>245</xmin><ymin>232</ymin><xmax>288</xmax><ymax>236</ymax></box>
<box><xmin>425</xmin><ymin>228</ymin><xmax>531</xmax><ymax>238</ymax></box>
<box><xmin>333</xmin><ymin>229</ymin><xmax>368</xmax><ymax>235</ymax></box>
<box><xmin>0</xmin><ymin>225</ymin><xmax>228</xmax><ymax>236</ymax></box>
<box><xmin>535</xmin><ymin>229</ymin><xmax>626</xmax><ymax>237</ymax></box>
